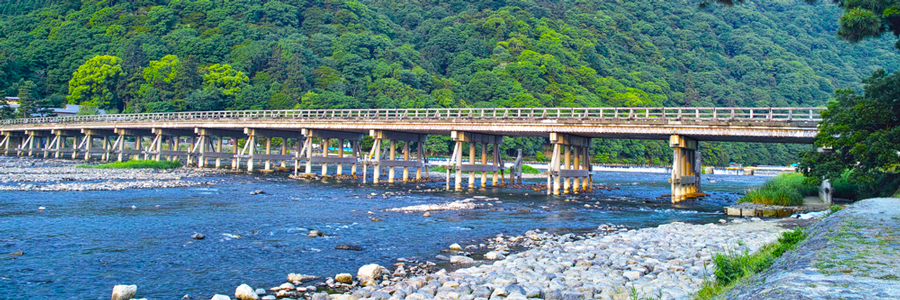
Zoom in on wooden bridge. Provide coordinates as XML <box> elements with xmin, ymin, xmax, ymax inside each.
<box><xmin>0</xmin><ymin>107</ymin><xmax>823</xmax><ymax>202</ymax></box>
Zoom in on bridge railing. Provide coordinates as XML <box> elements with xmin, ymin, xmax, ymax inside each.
<box><xmin>0</xmin><ymin>107</ymin><xmax>825</xmax><ymax>126</ymax></box>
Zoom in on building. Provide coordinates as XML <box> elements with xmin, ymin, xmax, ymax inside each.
<box><xmin>1</xmin><ymin>100</ymin><xmax>106</xmax><ymax>116</ymax></box>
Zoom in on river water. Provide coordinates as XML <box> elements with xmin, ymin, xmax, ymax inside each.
<box><xmin>0</xmin><ymin>172</ymin><xmax>766</xmax><ymax>299</ymax></box>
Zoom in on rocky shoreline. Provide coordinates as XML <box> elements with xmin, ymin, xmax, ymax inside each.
<box><xmin>0</xmin><ymin>156</ymin><xmax>223</xmax><ymax>191</ymax></box>
<box><xmin>198</xmin><ymin>217</ymin><xmax>807</xmax><ymax>300</ymax></box>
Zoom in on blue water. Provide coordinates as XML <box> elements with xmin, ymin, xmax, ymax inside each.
<box><xmin>0</xmin><ymin>172</ymin><xmax>766</xmax><ymax>300</ymax></box>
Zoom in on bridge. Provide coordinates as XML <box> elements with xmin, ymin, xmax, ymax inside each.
<box><xmin>0</xmin><ymin>107</ymin><xmax>823</xmax><ymax>202</ymax></box>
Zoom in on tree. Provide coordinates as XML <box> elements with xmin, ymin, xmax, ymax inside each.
<box><xmin>202</xmin><ymin>64</ymin><xmax>249</xmax><ymax>96</ymax></box>
<box><xmin>800</xmin><ymin>69</ymin><xmax>900</xmax><ymax>198</ymax></box>
<box><xmin>67</xmin><ymin>55</ymin><xmax>126</xmax><ymax>111</ymax></box>
<box><xmin>709</xmin><ymin>0</ymin><xmax>900</xmax><ymax>48</ymax></box>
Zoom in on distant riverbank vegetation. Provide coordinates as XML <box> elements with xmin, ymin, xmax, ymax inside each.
<box><xmin>79</xmin><ymin>160</ymin><xmax>183</xmax><ymax>170</ymax></box>
<box><xmin>3</xmin><ymin>0</ymin><xmax>899</xmax><ymax>167</ymax></box>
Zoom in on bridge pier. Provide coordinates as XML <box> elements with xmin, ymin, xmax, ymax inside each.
<box><xmin>21</xmin><ymin>130</ymin><xmax>51</xmax><ymax>157</ymax></box>
<box><xmin>148</xmin><ymin>128</ymin><xmax>196</xmax><ymax>163</ymax></box>
<box><xmin>242</xmin><ymin>128</ymin><xmax>304</xmax><ymax>172</ymax></box>
<box><xmin>548</xmin><ymin>133</ymin><xmax>592</xmax><ymax>195</ymax></box>
<box><xmin>449</xmin><ymin>131</ymin><xmax>503</xmax><ymax>190</ymax></box>
<box><xmin>194</xmin><ymin>128</ymin><xmax>242</xmax><ymax>169</ymax></box>
<box><xmin>1</xmin><ymin>132</ymin><xmax>24</xmax><ymax>156</ymax></box>
<box><xmin>369</xmin><ymin>130</ymin><xmax>428</xmax><ymax>184</ymax></box>
<box><xmin>113</xmin><ymin>129</ymin><xmax>153</xmax><ymax>162</ymax></box>
<box><xmin>669</xmin><ymin>135</ymin><xmax>701</xmax><ymax>202</ymax></box>
<box><xmin>302</xmin><ymin>129</ymin><xmax>362</xmax><ymax>177</ymax></box>
<box><xmin>50</xmin><ymin>130</ymin><xmax>81</xmax><ymax>159</ymax></box>
<box><xmin>80</xmin><ymin>129</ymin><xmax>117</xmax><ymax>161</ymax></box>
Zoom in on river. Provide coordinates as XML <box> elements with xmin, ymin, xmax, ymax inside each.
<box><xmin>0</xmin><ymin>171</ymin><xmax>766</xmax><ymax>299</ymax></box>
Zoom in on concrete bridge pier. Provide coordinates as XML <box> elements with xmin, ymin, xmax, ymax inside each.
<box><xmin>242</xmin><ymin>128</ymin><xmax>304</xmax><ymax>172</ymax></box>
<box><xmin>21</xmin><ymin>130</ymin><xmax>51</xmax><ymax>157</ymax></box>
<box><xmin>301</xmin><ymin>129</ymin><xmax>362</xmax><ymax>177</ymax></box>
<box><xmin>113</xmin><ymin>128</ymin><xmax>153</xmax><ymax>162</ymax></box>
<box><xmin>80</xmin><ymin>129</ymin><xmax>117</xmax><ymax>161</ymax></box>
<box><xmin>148</xmin><ymin>128</ymin><xmax>196</xmax><ymax>163</ymax></box>
<box><xmin>548</xmin><ymin>133</ymin><xmax>592</xmax><ymax>195</ymax></box>
<box><xmin>50</xmin><ymin>130</ymin><xmax>82</xmax><ymax>159</ymax></box>
<box><xmin>194</xmin><ymin>128</ymin><xmax>243</xmax><ymax>169</ymax></box>
<box><xmin>449</xmin><ymin>131</ymin><xmax>503</xmax><ymax>190</ymax></box>
<box><xmin>370</xmin><ymin>130</ymin><xmax>428</xmax><ymax>184</ymax></box>
<box><xmin>669</xmin><ymin>135</ymin><xmax>701</xmax><ymax>202</ymax></box>
<box><xmin>1</xmin><ymin>132</ymin><xmax>24</xmax><ymax>156</ymax></box>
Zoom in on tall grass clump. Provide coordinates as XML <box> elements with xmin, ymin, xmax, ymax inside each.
<box><xmin>510</xmin><ymin>165</ymin><xmax>541</xmax><ymax>174</ymax></box>
<box><xmin>695</xmin><ymin>228</ymin><xmax>808</xmax><ymax>299</ymax></box>
<box><xmin>738</xmin><ymin>173</ymin><xmax>816</xmax><ymax>206</ymax></box>
<box><xmin>79</xmin><ymin>160</ymin><xmax>182</xmax><ymax>169</ymax></box>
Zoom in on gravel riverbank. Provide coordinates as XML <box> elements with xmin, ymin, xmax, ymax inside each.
<box><xmin>234</xmin><ymin>218</ymin><xmax>803</xmax><ymax>300</ymax></box>
<box><xmin>0</xmin><ymin>156</ymin><xmax>222</xmax><ymax>191</ymax></box>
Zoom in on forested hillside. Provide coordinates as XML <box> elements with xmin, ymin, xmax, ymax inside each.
<box><xmin>1</xmin><ymin>0</ymin><xmax>897</xmax><ymax>165</ymax></box>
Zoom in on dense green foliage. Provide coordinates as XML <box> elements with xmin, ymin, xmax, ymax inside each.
<box><xmin>739</xmin><ymin>173</ymin><xmax>817</xmax><ymax>206</ymax></box>
<box><xmin>696</xmin><ymin>227</ymin><xmax>808</xmax><ymax>299</ymax></box>
<box><xmin>799</xmin><ymin>69</ymin><xmax>900</xmax><ymax>198</ymax></box>
<box><xmin>2</xmin><ymin>0</ymin><xmax>898</xmax><ymax>165</ymax></box>
<box><xmin>713</xmin><ymin>0</ymin><xmax>900</xmax><ymax>48</ymax></box>
<box><xmin>79</xmin><ymin>159</ymin><xmax>183</xmax><ymax>169</ymax></box>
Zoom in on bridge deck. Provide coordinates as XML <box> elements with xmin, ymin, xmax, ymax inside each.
<box><xmin>0</xmin><ymin>107</ymin><xmax>822</xmax><ymax>143</ymax></box>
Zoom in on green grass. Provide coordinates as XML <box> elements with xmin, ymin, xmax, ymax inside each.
<box><xmin>738</xmin><ymin>173</ymin><xmax>817</xmax><ymax>206</ymax></box>
<box><xmin>509</xmin><ymin>164</ymin><xmax>541</xmax><ymax>174</ymax></box>
<box><xmin>430</xmin><ymin>166</ymin><xmax>447</xmax><ymax>173</ymax></box>
<box><xmin>695</xmin><ymin>228</ymin><xmax>808</xmax><ymax>299</ymax></box>
<box><xmin>79</xmin><ymin>159</ymin><xmax>183</xmax><ymax>169</ymax></box>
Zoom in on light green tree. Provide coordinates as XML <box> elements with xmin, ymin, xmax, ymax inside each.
<box><xmin>201</xmin><ymin>64</ymin><xmax>249</xmax><ymax>96</ymax></box>
<box><xmin>67</xmin><ymin>55</ymin><xmax>126</xmax><ymax>110</ymax></box>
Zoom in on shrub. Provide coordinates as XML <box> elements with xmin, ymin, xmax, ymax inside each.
<box><xmin>739</xmin><ymin>173</ymin><xmax>816</xmax><ymax>206</ymax></box>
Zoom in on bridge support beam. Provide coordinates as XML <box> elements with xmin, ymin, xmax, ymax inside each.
<box><xmin>369</xmin><ymin>130</ymin><xmax>428</xmax><ymax>184</ymax></box>
<box><xmin>147</xmin><ymin>128</ymin><xmax>196</xmax><ymax>163</ymax></box>
<box><xmin>50</xmin><ymin>130</ymin><xmax>82</xmax><ymax>159</ymax></box>
<box><xmin>669</xmin><ymin>135</ymin><xmax>701</xmax><ymax>203</ymax></box>
<box><xmin>302</xmin><ymin>129</ymin><xmax>363</xmax><ymax>177</ymax></box>
<box><xmin>194</xmin><ymin>128</ymin><xmax>243</xmax><ymax>169</ymax></box>
<box><xmin>449</xmin><ymin>131</ymin><xmax>504</xmax><ymax>190</ymax></box>
<box><xmin>242</xmin><ymin>128</ymin><xmax>304</xmax><ymax>172</ymax></box>
<box><xmin>113</xmin><ymin>129</ymin><xmax>153</xmax><ymax>162</ymax></box>
<box><xmin>1</xmin><ymin>131</ymin><xmax>25</xmax><ymax>156</ymax></box>
<box><xmin>548</xmin><ymin>133</ymin><xmax>592</xmax><ymax>195</ymax></box>
<box><xmin>80</xmin><ymin>129</ymin><xmax>117</xmax><ymax>161</ymax></box>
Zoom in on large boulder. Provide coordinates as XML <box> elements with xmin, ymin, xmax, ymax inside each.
<box><xmin>357</xmin><ymin>264</ymin><xmax>386</xmax><ymax>282</ymax></box>
<box><xmin>484</xmin><ymin>251</ymin><xmax>505</xmax><ymax>260</ymax></box>
<box><xmin>449</xmin><ymin>256</ymin><xmax>475</xmax><ymax>265</ymax></box>
<box><xmin>235</xmin><ymin>284</ymin><xmax>259</xmax><ymax>300</ymax></box>
<box><xmin>335</xmin><ymin>273</ymin><xmax>353</xmax><ymax>284</ymax></box>
<box><xmin>111</xmin><ymin>285</ymin><xmax>137</xmax><ymax>300</ymax></box>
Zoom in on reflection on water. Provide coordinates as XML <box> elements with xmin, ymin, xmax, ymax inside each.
<box><xmin>0</xmin><ymin>172</ymin><xmax>765</xmax><ymax>300</ymax></box>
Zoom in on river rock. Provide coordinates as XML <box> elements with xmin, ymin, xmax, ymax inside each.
<box><xmin>261</xmin><ymin>296</ymin><xmax>276</xmax><ymax>300</ymax></box>
<box><xmin>210</xmin><ymin>295</ymin><xmax>231</xmax><ymax>300</ymax></box>
<box><xmin>358</xmin><ymin>264</ymin><xmax>386</xmax><ymax>284</ymax></box>
<box><xmin>249</xmin><ymin>190</ymin><xmax>265</xmax><ymax>195</ymax></box>
<box><xmin>336</xmin><ymin>244</ymin><xmax>363</xmax><ymax>251</ymax></box>
<box><xmin>335</xmin><ymin>273</ymin><xmax>353</xmax><ymax>284</ymax></box>
<box><xmin>484</xmin><ymin>251</ymin><xmax>505</xmax><ymax>260</ymax></box>
<box><xmin>449</xmin><ymin>255</ymin><xmax>475</xmax><ymax>265</ymax></box>
<box><xmin>448</xmin><ymin>243</ymin><xmax>463</xmax><ymax>251</ymax></box>
<box><xmin>254</xmin><ymin>288</ymin><xmax>266</xmax><ymax>296</ymax></box>
<box><xmin>311</xmin><ymin>292</ymin><xmax>331</xmax><ymax>300</ymax></box>
<box><xmin>111</xmin><ymin>285</ymin><xmax>137</xmax><ymax>300</ymax></box>
<box><xmin>287</xmin><ymin>273</ymin><xmax>319</xmax><ymax>283</ymax></box>
<box><xmin>279</xmin><ymin>282</ymin><xmax>295</xmax><ymax>290</ymax></box>
<box><xmin>235</xmin><ymin>284</ymin><xmax>259</xmax><ymax>300</ymax></box>
<box><xmin>423</xmin><ymin>212</ymin><xmax>430</xmax><ymax>217</ymax></box>
<box><xmin>191</xmin><ymin>233</ymin><xmax>205</xmax><ymax>240</ymax></box>
<box><xmin>623</xmin><ymin>271</ymin><xmax>642</xmax><ymax>281</ymax></box>
<box><xmin>308</xmin><ymin>230</ymin><xmax>324</xmax><ymax>237</ymax></box>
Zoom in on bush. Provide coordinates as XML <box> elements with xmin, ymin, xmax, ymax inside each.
<box><xmin>739</xmin><ymin>173</ymin><xmax>816</xmax><ymax>206</ymax></box>
<box><xmin>79</xmin><ymin>159</ymin><xmax>182</xmax><ymax>169</ymax></box>
<box><xmin>697</xmin><ymin>228</ymin><xmax>807</xmax><ymax>299</ymax></box>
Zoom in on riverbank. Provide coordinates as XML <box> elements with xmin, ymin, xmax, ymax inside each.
<box><xmin>722</xmin><ymin>198</ymin><xmax>900</xmax><ymax>299</ymax></box>
<box><xmin>0</xmin><ymin>156</ymin><xmax>222</xmax><ymax>191</ymax></box>
<box><xmin>263</xmin><ymin>217</ymin><xmax>814</xmax><ymax>300</ymax></box>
